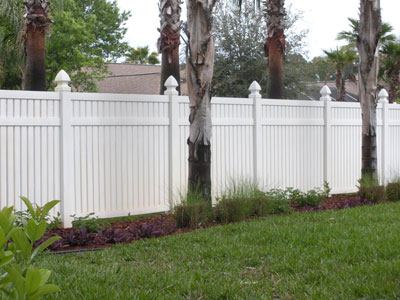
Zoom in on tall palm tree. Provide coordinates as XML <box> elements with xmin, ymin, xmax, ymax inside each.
<box><xmin>24</xmin><ymin>0</ymin><xmax>52</xmax><ymax>91</ymax></box>
<box><xmin>125</xmin><ymin>46</ymin><xmax>160</xmax><ymax>65</ymax></box>
<box><xmin>158</xmin><ymin>0</ymin><xmax>182</xmax><ymax>94</ymax></box>
<box><xmin>357</xmin><ymin>0</ymin><xmax>381</xmax><ymax>180</ymax></box>
<box><xmin>323</xmin><ymin>47</ymin><xmax>357</xmax><ymax>101</ymax></box>
<box><xmin>263</xmin><ymin>0</ymin><xmax>286</xmax><ymax>99</ymax></box>
<box><xmin>186</xmin><ymin>0</ymin><xmax>217</xmax><ymax>203</ymax></box>
<box><xmin>381</xmin><ymin>42</ymin><xmax>400</xmax><ymax>103</ymax></box>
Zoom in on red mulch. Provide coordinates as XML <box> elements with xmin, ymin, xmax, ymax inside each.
<box><xmin>43</xmin><ymin>194</ymin><xmax>374</xmax><ymax>253</ymax></box>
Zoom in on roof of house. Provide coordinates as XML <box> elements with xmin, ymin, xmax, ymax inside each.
<box><xmin>97</xmin><ymin>63</ymin><xmax>187</xmax><ymax>95</ymax></box>
<box><xmin>303</xmin><ymin>81</ymin><xmax>359</xmax><ymax>102</ymax></box>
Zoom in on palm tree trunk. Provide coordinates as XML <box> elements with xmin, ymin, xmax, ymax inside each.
<box><xmin>357</xmin><ymin>0</ymin><xmax>381</xmax><ymax>179</ymax></box>
<box><xmin>158</xmin><ymin>0</ymin><xmax>182</xmax><ymax>94</ymax></box>
<box><xmin>389</xmin><ymin>64</ymin><xmax>400</xmax><ymax>103</ymax></box>
<box><xmin>267</xmin><ymin>35</ymin><xmax>284</xmax><ymax>99</ymax></box>
<box><xmin>23</xmin><ymin>0</ymin><xmax>52</xmax><ymax>91</ymax></box>
<box><xmin>24</xmin><ymin>25</ymin><xmax>46</xmax><ymax>91</ymax></box>
<box><xmin>336</xmin><ymin>68</ymin><xmax>346</xmax><ymax>101</ymax></box>
<box><xmin>264</xmin><ymin>0</ymin><xmax>285</xmax><ymax>99</ymax></box>
<box><xmin>186</xmin><ymin>0</ymin><xmax>217</xmax><ymax>203</ymax></box>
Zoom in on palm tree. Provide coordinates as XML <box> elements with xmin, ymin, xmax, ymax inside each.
<box><xmin>158</xmin><ymin>0</ymin><xmax>182</xmax><ymax>94</ymax></box>
<box><xmin>186</xmin><ymin>0</ymin><xmax>217</xmax><ymax>203</ymax></box>
<box><xmin>125</xmin><ymin>46</ymin><xmax>160</xmax><ymax>65</ymax></box>
<box><xmin>381</xmin><ymin>42</ymin><xmax>400</xmax><ymax>103</ymax></box>
<box><xmin>263</xmin><ymin>0</ymin><xmax>286</xmax><ymax>99</ymax></box>
<box><xmin>338</xmin><ymin>17</ymin><xmax>394</xmax><ymax>49</ymax></box>
<box><xmin>323</xmin><ymin>47</ymin><xmax>357</xmax><ymax>101</ymax></box>
<box><xmin>24</xmin><ymin>0</ymin><xmax>53</xmax><ymax>91</ymax></box>
<box><xmin>357</xmin><ymin>0</ymin><xmax>381</xmax><ymax>180</ymax></box>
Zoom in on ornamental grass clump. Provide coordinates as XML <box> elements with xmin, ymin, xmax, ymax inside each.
<box><xmin>173</xmin><ymin>187</ymin><xmax>213</xmax><ymax>228</ymax></box>
<box><xmin>386</xmin><ymin>180</ymin><xmax>400</xmax><ymax>202</ymax></box>
<box><xmin>358</xmin><ymin>175</ymin><xmax>385</xmax><ymax>203</ymax></box>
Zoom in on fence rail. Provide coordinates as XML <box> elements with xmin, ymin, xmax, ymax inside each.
<box><xmin>0</xmin><ymin>71</ymin><xmax>399</xmax><ymax>226</ymax></box>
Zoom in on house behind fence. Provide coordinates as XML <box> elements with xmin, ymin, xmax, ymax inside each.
<box><xmin>0</xmin><ymin>71</ymin><xmax>399</xmax><ymax>226</ymax></box>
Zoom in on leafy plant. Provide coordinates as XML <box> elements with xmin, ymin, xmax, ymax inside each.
<box><xmin>47</xmin><ymin>212</ymin><xmax>62</xmax><ymax>230</ymax></box>
<box><xmin>0</xmin><ymin>198</ymin><xmax>61</xmax><ymax>299</ymax></box>
<box><xmin>288</xmin><ymin>187</ymin><xmax>327</xmax><ymax>207</ymax></box>
<box><xmin>71</xmin><ymin>213</ymin><xmax>102</xmax><ymax>233</ymax></box>
<box><xmin>264</xmin><ymin>189</ymin><xmax>292</xmax><ymax>214</ymax></box>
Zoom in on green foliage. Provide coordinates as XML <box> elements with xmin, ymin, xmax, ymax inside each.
<box><xmin>358</xmin><ymin>174</ymin><xmax>380</xmax><ymax>188</ymax></box>
<box><xmin>46</xmin><ymin>0</ymin><xmax>130</xmax><ymax>91</ymax></box>
<box><xmin>323</xmin><ymin>46</ymin><xmax>358</xmax><ymax>76</ymax></box>
<box><xmin>47</xmin><ymin>212</ymin><xmax>62</xmax><ymax>230</ymax></box>
<box><xmin>386</xmin><ymin>181</ymin><xmax>400</xmax><ymax>202</ymax></box>
<box><xmin>212</xmin><ymin>0</ymin><xmax>309</xmax><ymax>99</ymax></box>
<box><xmin>337</xmin><ymin>17</ymin><xmax>395</xmax><ymax>50</ymax></box>
<box><xmin>15</xmin><ymin>198</ymin><xmax>61</xmax><ymax>229</ymax></box>
<box><xmin>0</xmin><ymin>0</ymin><xmax>24</xmax><ymax>89</ymax></box>
<box><xmin>71</xmin><ymin>213</ymin><xmax>102</xmax><ymax>232</ymax></box>
<box><xmin>125</xmin><ymin>46</ymin><xmax>160</xmax><ymax>65</ymax></box>
<box><xmin>287</xmin><ymin>186</ymin><xmax>328</xmax><ymax>207</ymax></box>
<box><xmin>0</xmin><ymin>198</ymin><xmax>61</xmax><ymax>299</ymax></box>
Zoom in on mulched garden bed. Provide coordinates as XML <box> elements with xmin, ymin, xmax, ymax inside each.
<box><xmin>41</xmin><ymin>194</ymin><xmax>374</xmax><ymax>253</ymax></box>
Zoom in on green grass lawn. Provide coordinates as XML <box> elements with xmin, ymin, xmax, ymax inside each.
<box><xmin>38</xmin><ymin>203</ymin><xmax>400</xmax><ymax>299</ymax></box>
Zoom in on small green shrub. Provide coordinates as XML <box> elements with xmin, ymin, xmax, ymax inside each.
<box><xmin>71</xmin><ymin>213</ymin><xmax>101</xmax><ymax>232</ymax></box>
<box><xmin>47</xmin><ymin>212</ymin><xmax>62</xmax><ymax>230</ymax></box>
<box><xmin>386</xmin><ymin>181</ymin><xmax>400</xmax><ymax>202</ymax></box>
<box><xmin>288</xmin><ymin>187</ymin><xmax>326</xmax><ymax>207</ymax></box>
<box><xmin>0</xmin><ymin>198</ymin><xmax>61</xmax><ymax>299</ymax></box>
<box><xmin>359</xmin><ymin>185</ymin><xmax>385</xmax><ymax>203</ymax></box>
<box><xmin>264</xmin><ymin>189</ymin><xmax>292</xmax><ymax>214</ymax></box>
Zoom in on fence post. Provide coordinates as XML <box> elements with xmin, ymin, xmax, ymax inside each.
<box><xmin>378</xmin><ymin>89</ymin><xmax>389</xmax><ymax>185</ymax></box>
<box><xmin>55</xmin><ymin>70</ymin><xmax>74</xmax><ymax>227</ymax></box>
<box><xmin>320</xmin><ymin>85</ymin><xmax>332</xmax><ymax>186</ymax></box>
<box><xmin>249</xmin><ymin>81</ymin><xmax>262</xmax><ymax>186</ymax></box>
<box><xmin>165</xmin><ymin>76</ymin><xmax>179</xmax><ymax>207</ymax></box>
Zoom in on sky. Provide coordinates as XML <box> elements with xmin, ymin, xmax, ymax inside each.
<box><xmin>116</xmin><ymin>0</ymin><xmax>400</xmax><ymax>59</ymax></box>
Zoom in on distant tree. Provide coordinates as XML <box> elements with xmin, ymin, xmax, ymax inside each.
<box><xmin>380</xmin><ymin>42</ymin><xmax>400</xmax><ymax>103</ymax></box>
<box><xmin>47</xmin><ymin>0</ymin><xmax>130</xmax><ymax>91</ymax></box>
<box><xmin>158</xmin><ymin>0</ymin><xmax>182</xmax><ymax>94</ymax></box>
<box><xmin>0</xmin><ymin>0</ymin><xmax>24</xmax><ymax>89</ymax></box>
<box><xmin>212</xmin><ymin>0</ymin><xmax>308</xmax><ymax>99</ymax></box>
<box><xmin>357</xmin><ymin>0</ymin><xmax>381</xmax><ymax>180</ymax></box>
<box><xmin>323</xmin><ymin>47</ymin><xmax>357</xmax><ymax>101</ymax></box>
<box><xmin>125</xmin><ymin>46</ymin><xmax>160</xmax><ymax>65</ymax></box>
<box><xmin>306</xmin><ymin>56</ymin><xmax>336</xmax><ymax>82</ymax></box>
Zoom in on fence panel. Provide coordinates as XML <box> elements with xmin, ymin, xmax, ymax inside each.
<box><xmin>0</xmin><ymin>91</ymin><xmax>61</xmax><ymax>213</ymax></box>
<box><xmin>1</xmin><ymin>84</ymin><xmax>400</xmax><ymax>226</ymax></box>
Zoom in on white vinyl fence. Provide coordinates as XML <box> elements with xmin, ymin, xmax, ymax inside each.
<box><xmin>1</xmin><ymin>71</ymin><xmax>400</xmax><ymax>227</ymax></box>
